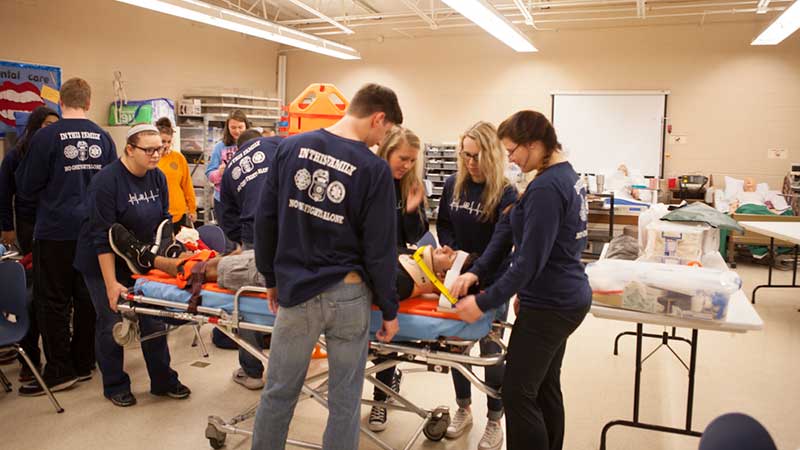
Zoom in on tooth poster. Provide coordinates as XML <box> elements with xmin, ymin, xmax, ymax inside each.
<box><xmin>0</xmin><ymin>60</ymin><xmax>62</xmax><ymax>136</ymax></box>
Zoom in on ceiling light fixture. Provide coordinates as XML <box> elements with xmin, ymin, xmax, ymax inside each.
<box><xmin>114</xmin><ymin>0</ymin><xmax>361</xmax><ymax>59</ymax></box>
<box><xmin>752</xmin><ymin>0</ymin><xmax>800</xmax><ymax>45</ymax></box>
<box><xmin>440</xmin><ymin>0</ymin><xmax>537</xmax><ymax>52</ymax></box>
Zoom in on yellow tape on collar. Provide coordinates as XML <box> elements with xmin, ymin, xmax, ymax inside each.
<box><xmin>413</xmin><ymin>246</ymin><xmax>458</xmax><ymax>305</ymax></box>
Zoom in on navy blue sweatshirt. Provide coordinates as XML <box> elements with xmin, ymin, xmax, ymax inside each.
<box><xmin>74</xmin><ymin>159</ymin><xmax>170</xmax><ymax>284</ymax></box>
<box><xmin>0</xmin><ymin>147</ymin><xmax>37</xmax><ymax>230</ymax></box>
<box><xmin>395</xmin><ymin>179</ymin><xmax>428</xmax><ymax>248</ymax></box>
<box><xmin>436</xmin><ymin>176</ymin><xmax>517</xmax><ymax>286</ymax></box>
<box><xmin>472</xmin><ymin>162</ymin><xmax>591</xmax><ymax>312</ymax></box>
<box><xmin>254</xmin><ymin>128</ymin><xmax>399</xmax><ymax>320</ymax></box>
<box><xmin>219</xmin><ymin>136</ymin><xmax>282</xmax><ymax>245</ymax></box>
<box><xmin>16</xmin><ymin>118</ymin><xmax>116</xmax><ymax>240</ymax></box>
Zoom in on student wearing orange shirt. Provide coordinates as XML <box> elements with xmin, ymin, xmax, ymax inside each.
<box><xmin>155</xmin><ymin>118</ymin><xmax>196</xmax><ymax>232</ymax></box>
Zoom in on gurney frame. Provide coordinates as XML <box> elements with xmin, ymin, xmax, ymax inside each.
<box><xmin>117</xmin><ymin>286</ymin><xmax>507</xmax><ymax>450</ymax></box>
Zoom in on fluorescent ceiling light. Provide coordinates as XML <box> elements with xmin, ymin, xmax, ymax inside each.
<box><xmin>752</xmin><ymin>0</ymin><xmax>800</xmax><ymax>45</ymax></box>
<box><xmin>114</xmin><ymin>0</ymin><xmax>360</xmax><ymax>59</ymax></box>
<box><xmin>441</xmin><ymin>0</ymin><xmax>537</xmax><ymax>52</ymax></box>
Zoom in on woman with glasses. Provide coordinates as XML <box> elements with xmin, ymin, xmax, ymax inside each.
<box><xmin>450</xmin><ymin>111</ymin><xmax>591</xmax><ymax>450</ymax></box>
<box><xmin>74</xmin><ymin>123</ymin><xmax>191</xmax><ymax>407</ymax></box>
<box><xmin>436</xmin><ymin>121</ymin><xmax>518</xmax><ymax>450</ymax></box>
<box><xmin>155</xmin><ymin>117</ymin><xmax>196</xmax><ymax>233</ymax></box>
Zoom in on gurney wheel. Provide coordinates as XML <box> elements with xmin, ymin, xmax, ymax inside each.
<box><xmin>208</xmin><ymin>436</ymin><xmax>225</xmax><ymax>450</ymax></box>
<box><xmin>423</xmin><ymin>409</ymin><xmax>450</xmax><ymax>442</ymax></box>
<box><xmin>205</xmin><ymin>423</ymin><xmax>227</xmax><ymax>449</ymax></box>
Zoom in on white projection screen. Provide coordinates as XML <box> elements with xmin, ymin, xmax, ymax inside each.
<box><xmin>551</xmin><ymin>91</ymin><xmax>668</xmax><ymax>178</ymax></box>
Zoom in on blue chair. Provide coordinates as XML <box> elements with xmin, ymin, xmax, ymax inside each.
<box><xmin>0</xmin><ymin>260</ymin><xmax>63</xmax><ymax>413</ymax></box>
<box><xmin>699</xmin><ymin>413</ymin><xmax>777</xmax><ymax>450</ymax></box>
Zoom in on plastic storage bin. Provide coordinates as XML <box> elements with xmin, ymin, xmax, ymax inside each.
<box><xmin>587</xmin><ymin>259</ymin><xmax>741</xmax><ymax>320</ymax></box>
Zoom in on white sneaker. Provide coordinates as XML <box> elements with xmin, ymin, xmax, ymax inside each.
<box><xmin>478</xmin><ymin>420</ymin><xmax>503</xmax><ymax>450</ymax></box>
<box><xmin>231</xmin><ymin>368</ymin><xmax>264</xmax><ymax>390</ymax></box>
<box><xmin>446</xmin><ymin>407</ymin><xmax>473</xmax><ymax>439</ymax></box>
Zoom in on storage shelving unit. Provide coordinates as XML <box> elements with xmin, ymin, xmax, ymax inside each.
<box><xmin>176</xmin><ymin>92</ymin><xmax>282</xmax><ymax>224</ymax></box>
<box><xmin>424</xmin><ymin>142</ymin><xmax>458</xmax><ymax>220</ymax></box>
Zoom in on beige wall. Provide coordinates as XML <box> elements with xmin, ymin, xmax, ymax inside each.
<box><xmin>2</xmin><ymin>0</ymin><xmax>279</xmax><ymax>142</ymax></box>
<box><xmin>286</xmin><ymin>22</ymin><xmax>800</xmax><ymax>189</ymax></box>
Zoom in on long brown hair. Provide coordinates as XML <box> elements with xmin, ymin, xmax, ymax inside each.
<box><xmin>222</xmin><ymin>110</ymin><xmax>250</xmax><ymax>146</ymax></box>
<box><xmin>376</xmin><ymin>126</ymin><xmax>423</xmax><ymax>210</ymax></box>
<box><xmin>497</xmin><ymin>110</ymin><xmax>561</xmax><ymax>172</ymax></box>
<box><xmin>454</xmin><ymin>121</ymin><xmax>510</xmax><ymax>222</ymax></box>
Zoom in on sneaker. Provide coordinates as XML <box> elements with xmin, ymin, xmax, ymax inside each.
<box><xmin>153</xmin><ymin>382</ymin><xmax>191</xmax><ymax>399</ymax></box>
<box><xmin>109</xmin><ymin>391</ymin><xmax>137</xmax><ymax>407</ymax></box>
<box><xmin>151</xmin><ymin>219</ymin><xmax>171</xmax><ymax>256</ymax></box>
<box><xmin>390</xmin><ymin>368</ymin><xmax>403</xmax><ymax>395</ymax></box>
<box><xmin>76</xmin><ymin>371</ymin><xmax>93</xmax><ymax>382</ymax></box>
<box><xmin>477</xmin><ymin>420</ymin><xmax>504</xmax><ymax>450</ymax></box>
<box><xmin>446</xmin><ymin>407</ymin><xmax>473</xmax><ymax>439</ymax></box>
<box><xmin>368</xmin><ymin>406</ymin><xmax>388</xmax><ymax>432</ymax></box>
<box><xmin>109</xmin><ymin>224</ymin><xmax>155</xmax><ymax>275</ymax></box>
<box><xmin>232</xmin><ymin>368</ymin><xmax>264</xmax><ymax>390</ymax></box>
<box><xmin>18</xmin><ymin>376</ymin><xmax>78</xmax><ymax>397</ymax></box>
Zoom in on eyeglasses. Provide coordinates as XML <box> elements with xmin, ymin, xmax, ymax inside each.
<box><xmin>132</xmin><ymin>144</ymin><xmax>163</xmax><ymax>155</ymax></box>
<box><xmin>460</xmin><ymin>151</ymin><xmax>481</xmax><ymax>163</ymax></box>
<box><xmin>506</xmin><ymin>144</ymin><xmax>521</xmax><ymax>158</ymax></box>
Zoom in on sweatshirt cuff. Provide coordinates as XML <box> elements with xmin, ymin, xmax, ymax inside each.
<box><xmin>381</xmin><ymin>306</ymin><xmax>398</xmax><ymax>321</ymax></box>
<box><xmin>263</xmin><ymin>273</ymin><xmax>276</xmax><ymax>289</ymax></box>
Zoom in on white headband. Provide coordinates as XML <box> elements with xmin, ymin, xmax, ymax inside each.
<box><xmin>126</xmin><ymin>123</ymin><xmax>159</xmax><ymax>139</ymax></box>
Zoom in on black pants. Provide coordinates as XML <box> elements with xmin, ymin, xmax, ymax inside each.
<box><xmin>503</xmin><ymin>305</ymin><xmax>588</xmax><ymax>450</ymax></box>
<box><xmin>16</xmin><ymin>218</ymin><xmax>41</xmax><ymax>368</ymax></box>
<box><xmin>373</xmin><ymin>359</ymin><xmax>396</xmax><ymax>402</ymax></box>
<box><xmin>33</xmin><ymin>239</ymin><xmax>96</xmax><ymax>383</ymax></box>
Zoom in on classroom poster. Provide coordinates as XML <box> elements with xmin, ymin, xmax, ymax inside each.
<box><xmin>0</xmin><ymin>60</ymin><xmax>62</xmax><ymax>136</ymax></box>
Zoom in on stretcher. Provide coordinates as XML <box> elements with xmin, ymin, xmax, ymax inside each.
<box><xmin>115</xmin><ymin>273</ymin><xmax>508</xmax><ymax>450</ymax></box>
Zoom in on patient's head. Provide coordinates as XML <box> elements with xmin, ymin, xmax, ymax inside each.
<box><xmin>429</xmin><ymin>246</ymin><xmax>479</xmax><ymax>279</ymax></box>
<box><xmin>743</xmin><ymin>177</ymin><xmax>757</xmax><ymax>192</ymax></box>
<box><xmin>431</xmin><ymin>246</ymin><xmax>457</xmax><ymax>277</ymax></box>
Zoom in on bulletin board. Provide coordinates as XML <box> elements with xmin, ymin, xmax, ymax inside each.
<box><xmin>0</xmin><ymin>60</ymin><xmax>62</xmax><ymax>136</ymax></box>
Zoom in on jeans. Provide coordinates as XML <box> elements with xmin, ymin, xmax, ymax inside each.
<box><xmin>83</xmin><ymin>273</ymin><xmax>180</xmax><ymax>397</ymax></box>
<box><xmin>451</xmin><ymin>302</ymin><xmax>509</xmax><ymax>420</ymax></box>
<box><xmin>503</xmin><ymin>304</ymin><xmax>589</xmax><ymax>450</ymax></box>
<box><xmin>251</xmin><ymin>281</ymin><xmax>372</xmax><ymax>450</ymax></box>
<box><xmin>451</xmin><ymin>336</ymin><xmax>505</xmax><ymax>420</ymax></box>
<box><xmin>33</xmin><ymin>239</ymin><xmax>95</xmax><ymax>383</ymax></box>
<box><xmin>239</xmin><ymin>329</ymin><xmax>265</xmax><ymax>378</ymax></box>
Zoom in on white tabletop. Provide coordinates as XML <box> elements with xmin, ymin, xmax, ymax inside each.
<box><xmin>591</xmin><ymin>290</ymin><xmax>763</xmax><ymax>333</ymax></box>
<box><xmin>740</xmin><ymin>221</ymin><xmax>800</xmax><ymax>246</ymax></box>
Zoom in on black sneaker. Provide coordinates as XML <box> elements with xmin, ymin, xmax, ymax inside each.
<box><xmin>368</xmin><ymin>405</ymin><xmax>387</xmax><ymax>432</ymax></box>
<box><xmin>18</xmin><ymin>376</ymin><xmax>78</xmax><ymax>397</ymax></box>
<box><xmin>109</xmin><ymin>391</ymin><xmax>137</xmax><ymax>407</ymax></box>
<box><xmin>109</xmin><ymin>224</ymin><xmax>155</xmax><ymax>275</ymax></box>
<box><xmin>76</xmin><ymin>371</ymin><xmax>93</xmax><ymax>382</ymax></box>
<box><xmin>391</xmin><ymin>368</ymin><xmax>403</xmax><ymax>395</ymax></box>
<box><xmin>153</xmin><ymin>382</ymin><xmax>191</xmax><ymax>399</ymax></box>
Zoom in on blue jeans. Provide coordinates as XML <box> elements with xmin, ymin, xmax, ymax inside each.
<box><xmin>251</xmin><ymin>281</ymin><xmax>371</xmax><ymax>450</ymax></box>
<box><xmin>83</xmin><ymin>274</ymin><xmax>180</xmax><ymax>397</ymax></box>
<box><xmin>451</xmin><ymin>302</ymin><xmax>509</xmax><ymax>420</ymax></box>
<box><xmin>239</xmin><ymin>329</ymin><xmax>265</xmax><ymax>378</ymax></box>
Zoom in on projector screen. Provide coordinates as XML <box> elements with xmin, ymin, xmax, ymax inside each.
<box><xmin>551</xmin><ymin>91</ymin><xmax>667</xmax><ymax>178</ymax></box>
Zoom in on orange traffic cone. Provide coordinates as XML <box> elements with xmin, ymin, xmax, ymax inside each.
<box><xmin>311</xmin><ymin>344</ymin><xmax>327</xmax><ymax>359</ymax></box>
